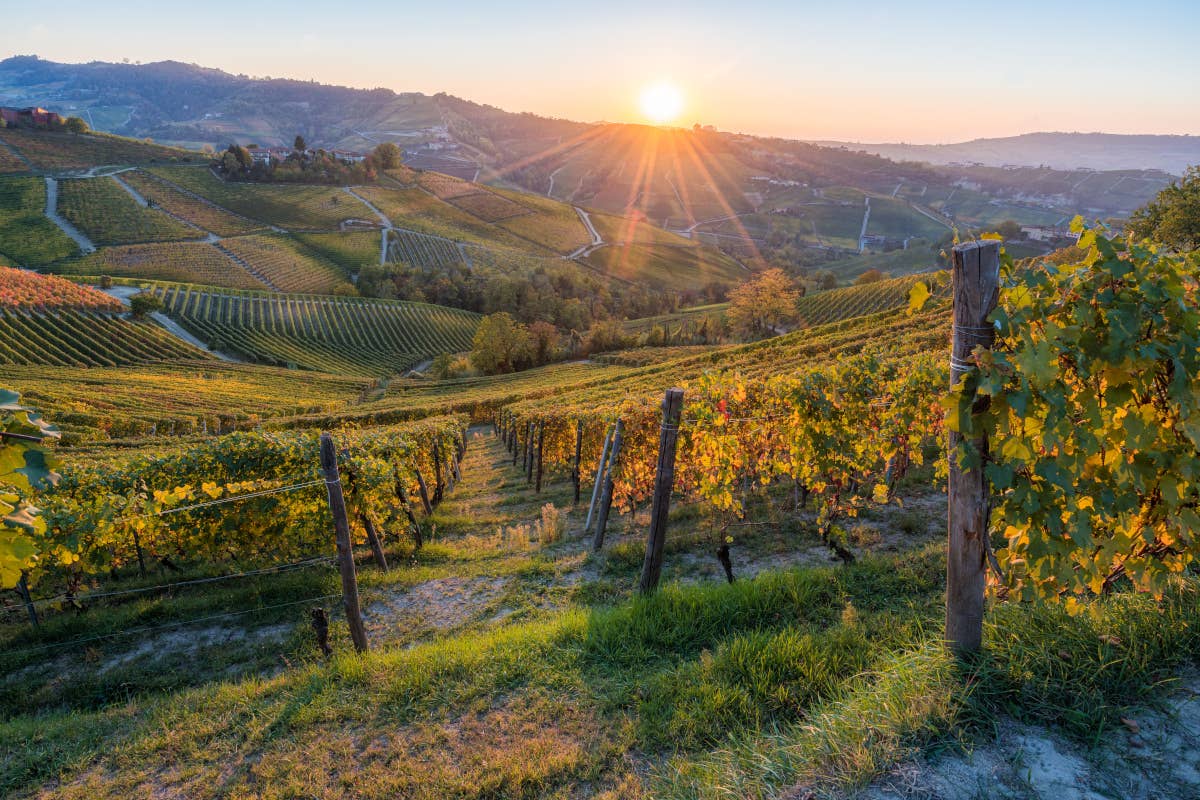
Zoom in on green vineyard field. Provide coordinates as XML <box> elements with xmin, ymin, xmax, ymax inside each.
<box><xmin>154</xmin><ymin>284</ymin><xmax>480</xmax><ymax>377</ymax></box>
<box><xmin>0</xmin><ymin>177</ymin><xmax>79</xmax><ymax>265</ymax></box>
<box><xmin>0</xmin><ymin>128</ymin><xmax>199</xmax><ymax>171</ymax></box>
<box><xmin>121</xmin><ymin>170</ymin><xmax>267</xmax><ymax>237</ymax></box>
<box><xmin>0</xmin><ymin>308</ymin><xmax>208</xmax><ymax>368</ymax></box>
<box><xmin>218</xmin><ymin>234</ymin><xmax>354</xmax><ymax>294</ymax></box>
<box><xmin>54</xmin><ymin>241</ymin><xmax>268</xmax><ymax>289</ymax></box>
<box><xmin>57</xmin><ymin>177</ymin><xmax>203</xmax><ymax>245</ymax></box>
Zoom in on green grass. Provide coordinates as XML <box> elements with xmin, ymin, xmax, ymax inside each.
<box><xmin>4</xmin><ymin>532</ymin><xmax>1198</xmax><ymax>799</ymax></box>
<box><xmin>0</xmin><ymin>177</ymin><xmax>79</xmax><ymax>265</ymax></box>
<box><xmin>866</xmin><ymin>196</ymin><xmax>949</xmax><ymax>240</ymax></box>
<box><xmin>824</xmin><ymin>243</ymin><xmax>944</xmax><ymax>282</ymax></box>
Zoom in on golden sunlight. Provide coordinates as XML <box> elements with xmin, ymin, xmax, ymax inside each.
<box><xmin>638</xmin><ymin>81</ymin><xmax>685</xmax><ymax>125</ymax></box>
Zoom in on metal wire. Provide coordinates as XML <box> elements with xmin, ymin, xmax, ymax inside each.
<box><xmin>27</xmin><ymin>556</ymin><xmax>335</xmax><ymax>609</ymax></box>
<box><xmin>5</xmin><ymin>593</ymin><xmax>344</xmax><ymax>660</ymax></box>
<box><xmin>114</xmin><ymin>479</ymin><xmax>324</xmax><ymax>523</ymax></box>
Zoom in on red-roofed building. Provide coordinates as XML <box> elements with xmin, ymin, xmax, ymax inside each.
<box><xmin>0</xmin><ymin>107</ymin><xmax>65</xmax><ymax>127</ymax></box>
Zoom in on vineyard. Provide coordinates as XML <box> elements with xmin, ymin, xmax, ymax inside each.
<box><xmin>352</xmin><ymin>185</ymin><xmax>537</xmax><ymax>249</ymax></box>
<box><xmin>217</xmin><ymin>234</ymin><xmax>354</xmax><ymax>294</ymax></box>
<box><xmin>0</xmin><ymin>266</ymin><xmax>122</xmax><ymax>311</ymax></box>
<box><xmin>146</xmin><ymin>166</ymin><xmax>377</xmax><ymax>230</ymax></box>
<box><xmin>0</xmin><ymin>128</ymin><xmax>198</xmax><ymax>171</ymax></box>
<box><xmin>386</xmin><ymin>228</ymin><xmax>466</xmax><ymax>269</ymax></box>
<box><xmin>1</xmin><ymin>228</ymin><xmax>1198</xmax><ymax>799</ymax></box>
<box><xmin>56</xmin><ymin>177</ymin><xmax>203</xmax><ymax>245</ymax></box>
<box><xmin>153</xmin><ymin>284</ymin><xmax>479</xmax><ymax>377</ymax></box>
<box><xmin>294</xmin><ymin>231</ymin><xmax>384</xmax><ymax>273</ymax></box>
<box><xmin>54</xmin><ymin>241</ymin><xmax>268</xmax><ymax>289</ymax></box>
<box><xmin>0</xmin><ymin>308</ymin><xmax>207</xmax><ymax>367</ymax></box>
<box><xmin>4</xmin><ymin>362</ymin><xmax>371</xmax><ymax>443</ymax></box>
<box><xmin>794</xmin><ymin>271</ymin><xmax>950</xmax><ymax>327</ymax></box>
<box><xmin>120</xmin><ymin>169</ymin><xmax>267</xmax><ymax>237</ymax></box>
<box><xmin>0</xmin><ymin>177</ymin><xmax>79</xmax><ymax>266</ymax></box>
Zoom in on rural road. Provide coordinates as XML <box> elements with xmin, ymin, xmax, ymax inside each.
<box><xmin>100</xmin><ymin>285</ymin><xmax>239</xmax><ymax>362</ymax></box>
<box><xmin>858</xmin><ymin>196</ymin><xmax>871</xmax><ymax>253</ymax></box>
<box><xmin>343</xmin><ymin>186</ymin><xmax>394</xmax><ymax>265</ymax></box>
<box><xmin>566</xmin><ymin>207</ymin><xmax>603</xmax><ymax>259</ymax></box>
<box><xmin>43</xmin><ymin>177</ymin><xmax>96</xmax><ymax>253</ymax></box>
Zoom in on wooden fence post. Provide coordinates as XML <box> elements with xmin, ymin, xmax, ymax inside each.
<box><xmin>946</xmin><ymin>240</ymin><xmax>1001</xmax><ymax>655</ymax></box>
<box><xmin>319</xmin><ymin>432</ymin><xmax>368</xmax><ymax>653</ymax></box>
<box><xmin>638</xmin><ymin>389</ymin><xmax>684</xmax><ymax>594</ymax></box>
<box><xmin>535</xmin><ymin>423</ymin><xmax>545</xmax><ymax>493</ymax></box>
<box><xmin>585</xmin><ymin>425</ymin><xmax>614</xmax><ymax>533</ymax></box>
<box><xmin>512</xmin><ymin>420</ymin><xmax>520</xmax><ymax>466</ymax></box>
<box><xmin>592</xmin><ymin>419</ymin><xmax>623</xmax><ymax>551</ymax></box>
<box><xmin>571</xmin><ymin>420</ymin><xmax>583</xmax><ymax>505</ymax></box>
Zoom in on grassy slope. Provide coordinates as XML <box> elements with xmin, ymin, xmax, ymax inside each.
<box><xmin>0</xmin><ymin>177</ymin><xmax>79</xmax><ymax>265</ymax></box>
<box><xmin>3</xmin><ymin>432</ymin><xmax>1197</xmax><ymax>799</ymax></box>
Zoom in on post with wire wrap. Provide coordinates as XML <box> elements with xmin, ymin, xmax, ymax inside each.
<box><xmin>639</xmin><ymin>388</ymin><xmax>685</xmax><ymax>594</ymax></box>
<box><xmin>945</xmin><ymin>240</ymin><xmax>1000</xmax><ymax>655</ymax></box>
<box><xmin>319</xmin><ymin>432</ymin><xmax>369</xmax><ymax>653</ymax></box>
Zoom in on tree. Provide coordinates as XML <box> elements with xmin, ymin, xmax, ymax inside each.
<box><xmin>726</xmin><ymin>268</ymin><xmax>800</xmax><ymax>340</ymax></box>
<box><xmin>854</xmin><ymin>268</ymin><xmax>887</xmax><ymax>285</ymax></box>
<box><xmin>64</xmin><ymin>116</ymin><xmax>89</xmax><ymax>135</ymax></box>
<box><xmin>814</xmin><ymin>270</ymin><xmax>838</xmax><ymax>291</ymax></box>
<box><xmin>129</xmin><ymin>292</ymin><xmax>164</xmax><ymax>318</ymax></box>
<box><xmin>994</xmin><ymin>219</ymin><xmax>1023</xmax><ymax>241</ymax></box>
<box><xmin>470</xmin><ymin>312</ymin><xmax>532</xmax><ymax>374</ymax></box>
<box><xmin>1129</xmin><ymin>165</ymin><xmax>1200</xmax><ymax>251</ymax></box>
<box><xmin>527</xmin><ymin>321</ymin><xmax>560</xmax><ymax>366</ymax></box>
<box><xmin>372</xmin><ymin>142</ymin><xmax>402</xmax><ymax>170</ymax></box>
<box><xmin>294</xmin><ymin>134</ymin><xmax>307</xmax><ymax>152</ymax></box>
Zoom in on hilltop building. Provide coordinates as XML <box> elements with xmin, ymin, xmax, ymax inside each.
<box><xmin>0</xmin><ymin>106</ymin><xmax>64</xmax><ymax>127</ymax></box>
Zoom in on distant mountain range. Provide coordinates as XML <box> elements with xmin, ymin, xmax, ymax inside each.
<box><xmin>816</xmin><ymin>133</ymin><xmax>1200</xmax><ymax>175</ymax></box>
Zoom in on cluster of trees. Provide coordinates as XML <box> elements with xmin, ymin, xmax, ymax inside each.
<box><xmin>1130</xmin><ymin>165</ymin><xmax>1200</xmax><ymax>251</ymax></box>
<box><xmin>0</xmin><ymin>113</ymin><xmax>88</xmax><ymax>133</ymax></box>
<box><xmin>465</xmin><ymin>312</ymin><xmax>562</xmax><ymax>375</ymax></box>
<box><xmin>213</xmin><ymin>137</ymin><xmax>402</xmax><ymax>185</ymax></box>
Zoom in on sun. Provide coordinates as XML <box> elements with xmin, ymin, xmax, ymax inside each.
<box><xmin>638</xmin><ymin>81</ymin><xmax>685</xmax><ymax>125</ymax></box>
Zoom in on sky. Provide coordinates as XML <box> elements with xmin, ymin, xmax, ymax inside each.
<box><xmin>5</xmin><ymin>0</ymin><xmax>1199</xmax><ymax>143</ymax></box>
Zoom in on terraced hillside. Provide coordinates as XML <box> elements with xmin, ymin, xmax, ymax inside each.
<box><xmin>54</xmin><ymin>241</ymin><xmax>269</xmax><ymax>289</ymax></box>
<box><xmin>0</xmin><ymin>128</ymin><xmax>199</xmax><ymax>171</ymax></box>
<box><xmin>0</xmin><ymin>266</ymin><xmax>208</xmax><ymax>368</ymax></box>
<box><xmin>5</xmin><ymin>362</ymin><xmax>370</xmax><ymax>443</ymax></box>
<box><xmin>153</xmin><ymin>284</ymin><xmax>480</xmax><ymax>377</ymax></box>
<box><xmin>56</xmin><ymin>176</ymin><xmax>203</xmax><ymax>245</ymax></box>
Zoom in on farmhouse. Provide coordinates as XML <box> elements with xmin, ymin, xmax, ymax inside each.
<box><xmin>0</xmin><ymin>106</ymin><xmax>64</xmax><ymax>127</ymax></box>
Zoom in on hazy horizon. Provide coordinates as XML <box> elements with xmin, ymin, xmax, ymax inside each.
<box><xmin>4</xmin><ymin>0</ymin><xmax>1199</xmax><ymax>144</ymax></box>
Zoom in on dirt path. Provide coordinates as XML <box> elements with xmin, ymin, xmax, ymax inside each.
<box><xmin>566</xmin><ymin>206</ymin><xmax>604</xmax><ymax>259</ymax></box>
<box><xmin>43</xmin><ymin>177</ymin><xmax>96</xmax><ymax>253</ymax></box>
<box><xmin>858</xmin><ymin>196</ymin><xmax>871</xmax><ymax>253</ymax></box>
<box><xmin>99</xmin><ymin>285</ymin><xmax>241</xmax><ymax>361</ymax></box>
<box><xmin>861</xmin><ymin>670</ymin><xmax>1200</xmax><ymax>799</ymax></box>
<box><xmin>343</xmin><ymin>186</ymin><xmax>393</xmax><ymax>265</ymax></box>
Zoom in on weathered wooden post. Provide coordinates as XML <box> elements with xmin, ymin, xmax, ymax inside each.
<box><xmin>319</xmin><ymin>432</ymin><xmax>368</xmax><ymax>653</ymax></box>
<box><xmin>585</xmin><ymin>425</ymin><xmax>614</xmax><ymax>533</ymax></box>
<box><xmin>571</xmin><ymin>420</ymin><xmax>584</xmax><ymax>505</ymax></box>
<box><xmin>592</xmin><ymin>419</ymin><xmax>623</xmax><ymax>551</ymax></box>
<box><xmin>342</xmin><ymin>459</ymin><xmax>389</xmax><ymax>571</ymax></box>
<box><xmin>945</xmin><ymin>240</ymin><xmax>1001</xmax><ymax>654</ymax></box>
<box><xmin>638</xmin><ymin>389</ymin><xmax>684</xmax><ymax>594</ymax></box>
<box><xmin>511</xmin><ymin>419</ymin><xmax>520</xmax><ymax>466</ymax></box>
<box><xmin>535</xmin><ymin>423</ymin><xmax>545</xmax><ymax>493</ymax></box>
